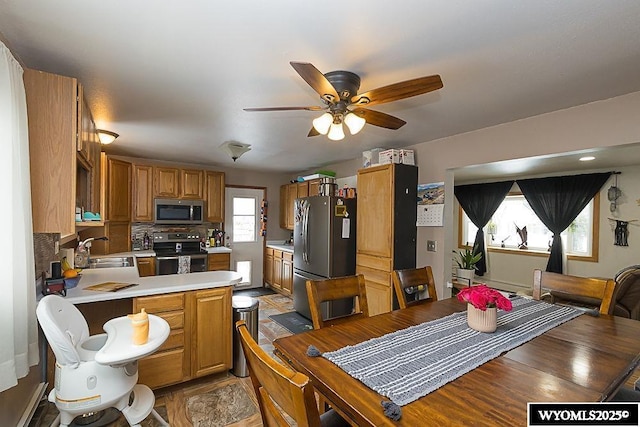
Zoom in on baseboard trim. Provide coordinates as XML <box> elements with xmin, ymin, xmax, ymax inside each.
<box><xmin>17</xmin><ymin>382</ymin><xmax>46</xmax><ymax>427</ymax></box>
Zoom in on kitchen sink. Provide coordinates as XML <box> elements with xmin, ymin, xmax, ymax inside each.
<box><xmin>88</xmin><ymin>256</ymin><xmax>135</xmax><ymax>269</ymax></box>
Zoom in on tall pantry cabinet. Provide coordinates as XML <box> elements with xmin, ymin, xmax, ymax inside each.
<box><xmin>356</xmin><ymin>163</ymin><xmax>417</xmax><ymax>315</ymax></box>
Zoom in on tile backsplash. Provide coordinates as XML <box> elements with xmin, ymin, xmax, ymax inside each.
<box><xmin>33</xmin><ymin>233</ymin><xmax>60</xmax><ymax>280</ymax></box>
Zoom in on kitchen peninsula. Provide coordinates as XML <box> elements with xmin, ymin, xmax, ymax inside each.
<box><xmin>42</xmin><ymin>260</ymin><xmax>242</xmax><ymax>390</ymax></box>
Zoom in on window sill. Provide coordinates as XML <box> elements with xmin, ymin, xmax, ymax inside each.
<box><xmin>485</xmin><ymin>246</ymin><xmax>597</xmax><ymax>263</ymax></box>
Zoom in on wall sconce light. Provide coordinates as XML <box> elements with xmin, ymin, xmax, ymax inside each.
<box><xmin>220</xmin><ymin>141</ymin><xmax>251</xmax><ymax>162</ymax></box>
<box><xmin>97</xmin><ymin>129</ymin><xmax>119</xmax><ymax>145</ymax></box>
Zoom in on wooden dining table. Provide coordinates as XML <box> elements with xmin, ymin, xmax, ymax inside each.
<box><xmin>273</xmin><ymin>298</ymin><xmax>640</xmax><ymax>426</ymax></box>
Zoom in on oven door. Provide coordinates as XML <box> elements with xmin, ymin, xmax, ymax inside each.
<box><xmin>189</xmin><ymin>254</ymin><xmax>208</xmax><ymax>273</ymax></box>
<box><xmin>156</xmin><ymin>256</ymin><xmax>179</xmax><ymax>276</ymax></box>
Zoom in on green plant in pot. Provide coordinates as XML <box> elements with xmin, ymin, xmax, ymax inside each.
<box><xmin>454</xmin><ymin>244</ymin><xmax>482</xmax><ymax>282</ymax></box>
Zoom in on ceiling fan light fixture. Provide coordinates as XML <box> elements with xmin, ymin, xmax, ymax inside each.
<box><xmin>327</xmin><ymin>122</ymin><xmax>345</xmax><ymax>141</ymax></box>
<box><xmin>344</xmin><ymin>112</ymin><xmax>366</xmax><ymax>135</ymax></box>
<box><xmin>312</xmin><ymin>112</ymin><xmax>333</xmax><ymax>135</ymax></box>
<box><xmin>97</xmin><ymin>129</ymin><xmax>119</xmax><ymax>145</ymax></box>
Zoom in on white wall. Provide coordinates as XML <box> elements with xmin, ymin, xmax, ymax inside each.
<box><xmin>321</xmin><ymin>91</ymin><xmax>640</xmax><ymax>298</ymax></box>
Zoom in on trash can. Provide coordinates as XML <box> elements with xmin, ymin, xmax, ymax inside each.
<box><xmin>232</xmin><ymin>295</ymin><xmax>259</xmax><ymax>377</ymax></box>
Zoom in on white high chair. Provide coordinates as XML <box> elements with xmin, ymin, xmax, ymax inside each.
<box><xmin>36</xmin><ymin>295</ymin><xmax>171</xmax><ymax>427</ymax></box>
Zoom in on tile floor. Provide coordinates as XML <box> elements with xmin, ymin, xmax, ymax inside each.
<box><xmin>29</xmin><ymin>290</ymin><xmax>295</xmax><ymax>427</ymax></box>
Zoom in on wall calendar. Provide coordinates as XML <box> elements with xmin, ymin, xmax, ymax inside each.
<box><xmin>417</xmin><ymin>182</ymin><xmax>445</xmax><ymax>227</ymax></box>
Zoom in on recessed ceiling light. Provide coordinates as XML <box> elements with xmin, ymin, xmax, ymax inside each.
<box><xmin>579</xmin><ymin>156</ymin><xmax>595</xmax><ymax>162</ymax></box>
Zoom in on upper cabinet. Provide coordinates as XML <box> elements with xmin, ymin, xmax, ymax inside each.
<box><xmin>106</xmin><ymin>157</ymin><xmax>132</xmax><ymax>221</ymax></box>
<box><xmin>278</xmin><ymin>179</ymin><xmax>320</xmax><ymax>230</ymax></box>
<box><xmin>153</xmin><ymin>166</ymin><xmax>204</xmax><ymax>200</ymax></box>
<box><xmin>24</xmin><ymin>69</ymin><xmax>102</xmax><ymax>236</ymax></box>
<box><xmin>205</xmin><ymin>171</ymin><xmax>225</xmax><ymax>223</ymax></box>
<box><xmin>154</xmin><ymin>167</ymin><xmax>181</xmax><ymax>198</ymax></box>
<box><xmin>181</xmin><ymin>169</ymin><xmax>204</xmax><ymax>199</ymax></box>
<box><xmin>132</xmin><ymin>164</ymin><xmax>154</xmax><ymax>222</ymax></box>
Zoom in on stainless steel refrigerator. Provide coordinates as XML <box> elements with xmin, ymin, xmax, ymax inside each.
<box><xmin>293</xmin><ymin>196</ymin><xmax>357</xmax><ymax>320</ymax></box>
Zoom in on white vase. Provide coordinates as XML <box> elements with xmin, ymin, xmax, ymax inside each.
<box><xmin>467</xmin><ymin>304</ymin><xmax>497</xmax><ymax>333</ymax></box>
<box><xmin>456</xmin><ymin>268</ymin><xmax>475</xmax><ymax>281</ymax></box>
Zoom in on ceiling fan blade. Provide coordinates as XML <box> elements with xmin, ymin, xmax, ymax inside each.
<box><xmin>244</xmin><ymin>106</ymin><xmax>325</xmax><ymax>112</ymax></box>
<box><xmin>290</xmin><ymin>62</ymin><xmax>340</xmax><ymax>103</ymax></box>
<box><xmin>352</xmin><ymin>108</ymin><xmax>406</xmax><ymax>130</ymax></box>
<box><xmin>307</xmin><ymin>127</ymin><xmax>321</xmax><ymax>137</ymax></box>
<box><xmin>351</xmin><ymin>75</ymin><xmax>443</xmax><ymax>107</ymax></box>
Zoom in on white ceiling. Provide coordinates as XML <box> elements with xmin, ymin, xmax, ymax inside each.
<box><xmin>2</xmin><ymin>1</ymin><xmax>640</xmax><ymax>174</ymax></box>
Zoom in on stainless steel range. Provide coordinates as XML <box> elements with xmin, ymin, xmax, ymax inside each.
<box><xmin>152</xmin><ymin>232</ymin><xmax>207</xmax><ymax>275</ymax></box>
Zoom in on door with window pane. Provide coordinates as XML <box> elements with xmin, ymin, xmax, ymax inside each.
<box><xmin>224</xmin><ymin>187</ymin><xmax>264</xmax><ymax>288</ymax></box>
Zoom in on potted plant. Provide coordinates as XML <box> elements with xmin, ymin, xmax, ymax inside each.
<box><xmin>456</xmin><ymin>284</ymin><xmax>513</xmax><ymax>332</ymax></box>
<box><xmin>454</xmin><ymin>244</ymin><xmax>482</xmax><ymax>282</ymax></box>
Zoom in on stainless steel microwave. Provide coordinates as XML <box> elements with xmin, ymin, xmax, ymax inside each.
<box><xmin>154</xmin><ymin>198</ymin><xmax>204</xmax><ymax>224</ymax></box>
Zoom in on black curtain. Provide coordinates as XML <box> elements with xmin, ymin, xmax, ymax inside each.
<box><xmin>454</xmin><ymin>180</ymin><xmax>514</xmax><ymax>276</ymax></box>
<box><xmin>517</xmin><ymin>172</ymin><xmax>611</xmax><ymax>273</ymax></box>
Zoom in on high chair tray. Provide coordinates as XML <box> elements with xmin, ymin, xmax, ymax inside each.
<box><xmin>95</xmin><ymin>314</ymin><xmax>170</xmax><ymax>365</ymax></box>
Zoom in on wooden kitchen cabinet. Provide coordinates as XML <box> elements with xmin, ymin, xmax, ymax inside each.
<box><xmin>297</xmin><ymin>181</ymin><xmax>309</xmax><ymax>198</ymax></box>
<box><xmin>265</xmin><ymin>247</ymin><xmax>293</xmax><ymax>296</ymax></box>
<box><xmin>154</xmin><ymin>167</ymin><xmax>180</xmax><ymax>198</ymax></box>
<box><xmin>181</xmin><ymin>169</ymin><xmax>204</xmax><ymax>199</ymax></box>
<box><xmin>356</xmin><ymin>163</ymin><xmax>417</xmax><ymax>315</ymax></box>
<box><xmin>207</xmin><ymin>253</ymin><xmax>230</xmax><ymax>271</ymax></box>
<box><xmin>308</xmin><ymin>179</ymin><xmax>320</xmax><ymax>196</ymax></box>
<box><xmin>137</xmin><ymin>256</ymin><xmax>156</xmax><ymax>277</ymax></box>
<box><xmin>281</xmin><ymin>251</ymin><xmax>293</xmax><ymax>295</ymax></box>
<box><xmin>264</xmin><ymin>247</ymin><xmax>274</xmax><ymax>286</ymax></box>
<box><xmin>272</xmin><ymin>250</ymin><xmax>283</xmax><ymax>291</ymax></box>
<box><xmin>190</xmin><ymin>287</ymin><xmax>232</xmax><ymax>378</ymax></box>
<box><xmin>134</xmin><ymin>286</ymin><xmax>232</xmax><ymax>389</ymax></box>
<box><xmin>205</xmin><ymin>171</ymin><xmax>225</xmax><ymax>223</ymax></box>
<box><xmin>286</xmin><ymin>184</ymin><xmax>298</xmax><ymax>229</ymax></box>
<box><xmin>132</xmin><ymin>164</ymin><xmax>154</xmax><ymax>222</ymax></box>
<box><xmin>134</xmin><ymin>293</ymin><xmax>189</xmax><ymax>389</ymax></box>
<box><xmin>107</xmin><ymin>158</ymin><xmax>132</xmax><ymax>221</ymax></box>
<box><xmin>279</xmin><ymin>182</ymin><xmax>307</xmax><ymax>230</ymax></box>
<box><xmin>24</xmin><ymin>68</ymin><xmax>102</xmax><ymax>236</ymax></box>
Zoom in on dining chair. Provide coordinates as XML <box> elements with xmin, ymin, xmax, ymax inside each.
<box><xmin>532</xmin><ymin>269</ymin><xmax>617</xmax><ymax>315</ymax></box>
<box><xmin>392</xmin><ymin>266</ymin><xmax>438</xmax><ymax>309</ymax></box>
<box><xmin>306</xmin><ymin>274</ymin><xmax>369</xmax><ymax>330</ymax></box>
<box><xmin>235</xmin><ymin>320</ymin><xmax>350</xmax><ymax>427</ymax></box>
<box><xmin>612</xmin><ymin>265</ymin><xmax>640</xmax><ymax>320</ymax></box>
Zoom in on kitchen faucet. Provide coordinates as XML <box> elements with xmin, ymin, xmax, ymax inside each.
<box><xmin>75</xmin><ymin>236</ymin><xmax>108</xmax><ymax>268</ymax></box>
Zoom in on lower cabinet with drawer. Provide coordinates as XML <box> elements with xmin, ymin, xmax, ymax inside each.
<box><xmin>133</xmin><ymin>286</ymin><xmax>232</xmax><ymax>389</ymax></box>
<box><xmin>264</xmin><ymin>247</ymin><xmax>293</xmax><ymax>296</ymax></box>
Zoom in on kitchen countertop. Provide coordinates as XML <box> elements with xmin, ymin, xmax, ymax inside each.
<box><xmin>206</xmin><ymin>246</ymin><xmax>232</xmax><ymax>253</ymax></box>
<box><xmin>48</xmin><ymin>261</ymin><xmax>242</xmax><ymax>305</ymax></box>
<box><xmin>266</xmin><ymin>241</ymin><xmax>294</xmax><ymax>253</ymax></box>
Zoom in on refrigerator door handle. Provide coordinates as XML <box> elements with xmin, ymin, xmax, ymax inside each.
<box><xmin>302</xmin><ymin>201</ymin><xmax>310</xmax><ymax>263</ymax></box>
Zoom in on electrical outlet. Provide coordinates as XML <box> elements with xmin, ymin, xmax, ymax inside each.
<box><xmin>54</xmin><ymin>240</ymin><xmax>59</xmax><ymax>254</ymax></box>
<box><xmin>427</xmin><ymin>240</ymin><xmax>437</xmax><ymax>252</ymax></box>
<box><xmin>446</xmin><ymin>281</ymin><xmax>453</xmax><ymax>288</ymax></box>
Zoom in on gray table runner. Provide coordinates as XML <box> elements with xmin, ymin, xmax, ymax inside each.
<box><xmin>322</xmin><ymin>297</ymin><xmax>582</xmax><ymax>406</ymax></box>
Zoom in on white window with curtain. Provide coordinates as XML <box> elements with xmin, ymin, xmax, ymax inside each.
<box><xmin>0</xmin><ymin>41</ymin><xmax>39</xmax><ymax>392</ymax></box>
<box><xmin>460</xmin><ymin>194</ymin><xmax>597</xmax><ymax>259</ymax></box>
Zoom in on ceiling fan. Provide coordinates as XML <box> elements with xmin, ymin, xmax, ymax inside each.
<box><xmin>244</xmin><ymin>62</ymin><xmax>443</xmax><ymax>141</ymax></box>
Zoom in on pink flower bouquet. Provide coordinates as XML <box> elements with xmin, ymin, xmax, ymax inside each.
<box><xmin>456</xmin><ymin>284</ymin><xmax>513</xmax><ymax>311</ymax></box>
